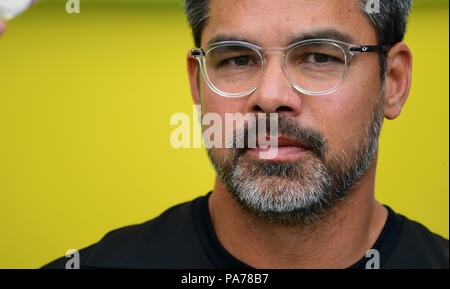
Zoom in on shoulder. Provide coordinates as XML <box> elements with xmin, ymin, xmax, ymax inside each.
<box><xmin>41</xmin><ymin>197</ymin><xmax>213</xmax><ymax>269</ymax></box>
<box><xmin>385</xmin><ymin>211</ymin><xmax>449</xmax><ymax>269</ymax></box>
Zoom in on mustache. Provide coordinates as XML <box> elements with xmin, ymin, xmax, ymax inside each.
<box><xmin>230</xmin><ymin>113</ymin><xmax>328</xmax><ymax>160</ymax></box>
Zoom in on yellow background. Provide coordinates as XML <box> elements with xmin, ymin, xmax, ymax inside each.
<box><xmin>0</xmin><ymin>1</ymin><xmax>448</xmax><ymax>268</ymax></box>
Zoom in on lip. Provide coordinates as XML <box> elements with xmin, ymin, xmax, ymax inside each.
<box><xmin>246</xmin><ymin>136</ymin><xmax>310</xmax><ymax>160</ymax></box>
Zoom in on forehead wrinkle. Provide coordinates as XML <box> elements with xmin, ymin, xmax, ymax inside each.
<box><xmin>286</xmin><ymin>29</ymin><xmax>356</xmax><ymax>46</ymax></box>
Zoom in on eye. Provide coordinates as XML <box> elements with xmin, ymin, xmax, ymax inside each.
<box><xmin>216</xmin><ymin>54</ymin><xmax>259</xmax><ymax>69</ymax></box>
<box><xmin>306</xmin><ymin>53</ymin><xmax>336</xmax><ymax>64</ymax></box>
<box><xmin>234</xmin><ymin>56</ymin><xmax>250</xmax><ymax>65</ymax></box>
<box><xmin>227</xmin><ymin>56</ymin><xmax>251</xmax><ymax>66</ymax></box>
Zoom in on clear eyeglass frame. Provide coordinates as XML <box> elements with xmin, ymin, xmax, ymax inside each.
<box><xmin>190</xmin><ymin>38</ymin><xmax>390</xmax><ymax>97</ymax></box>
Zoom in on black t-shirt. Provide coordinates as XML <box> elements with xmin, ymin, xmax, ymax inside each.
<box><xmin>41</xmin><ymin>192</ymin><xmax>449</xmax><ymax>269</ymax></box>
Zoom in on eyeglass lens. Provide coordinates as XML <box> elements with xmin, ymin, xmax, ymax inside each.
<box><xmin>203</xmin><ymin>42</ymin><xmax>347</xmax><ymax>95</ymax></box>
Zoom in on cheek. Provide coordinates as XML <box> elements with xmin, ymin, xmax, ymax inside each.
<box><xmin>311</xmin><ymin>84</ymin><xmax>378</xmax><ymax>156</ymax></box>
<box><xmin>200</xmin><ymin>81</ymin><xmax>248</xmax><ymax>114</ymax></box>
<box><xmin>200</xmin><ymin>87</ymin><xmax>250</xmax><ymax>148</ymax></box>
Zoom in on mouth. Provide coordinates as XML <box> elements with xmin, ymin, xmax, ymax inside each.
<box><xmin>246</xmin><ymin>136</ymin><xmax>311</xmax><ymax>161</ymax></box>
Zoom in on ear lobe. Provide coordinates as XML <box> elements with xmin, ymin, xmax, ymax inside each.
<box><xmin>383</xmin><ymin>42</ymin><xmax>413</xmax><ymax>120</ymax></box>
<box><xmin>187</xmin><ymin>52</ymin><xmax>201</xmax><ymax>106</ymax></box>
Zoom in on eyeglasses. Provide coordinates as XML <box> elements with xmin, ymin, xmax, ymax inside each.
<box><xmin>191</xmin><ymin>39</ymin><xmax>390</xmax><ymax>97</ymax></box>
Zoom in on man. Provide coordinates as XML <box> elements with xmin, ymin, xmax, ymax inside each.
<box><xmin>43</xmin><ymin>0</ymin><xmax>448</xmax><ymax>269</ymax></box>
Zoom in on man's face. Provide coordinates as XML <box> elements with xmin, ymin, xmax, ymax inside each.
<box><xmin>192</xmin><ymin>0</ymin><xmax>385</xmax><ymax>224</ymax></box>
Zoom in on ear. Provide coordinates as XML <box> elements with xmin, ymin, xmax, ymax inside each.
<box><xmin>187</xmin><ymin>51</ymin><xmax>201</xmax><ymax>106</ymax></box>
<box><xmin>383</xmin><ymin>42</ymin><xmax>412</xmax><ymax>120</ymax></box>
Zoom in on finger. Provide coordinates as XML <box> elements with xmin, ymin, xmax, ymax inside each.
<box><xmin>0</xmin><ymin>20</ymin><xmax>5</xmax><ymax>35</ymax></box>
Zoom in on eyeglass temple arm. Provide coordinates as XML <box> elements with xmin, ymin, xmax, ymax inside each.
<box><xmin>349</xmin><ymin>45</ymin><xmax>391</xmax><ymax>54</ymax></box>
<box><xmin>191</xmin><ymin>49</ymin><xmax>204</xmax><ymax>57</ymax></box>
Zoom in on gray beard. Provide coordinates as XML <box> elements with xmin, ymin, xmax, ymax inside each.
<box><xmin>205</xmin><ymin>95</ymin><xmax>384</xmax><ymax>226</ymax></box>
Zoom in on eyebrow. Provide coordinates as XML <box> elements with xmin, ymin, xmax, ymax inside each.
<box><xmin>207</xmin><ymin>35</ymin><xmax>255</xmax><ymax>46</ymax></box>
<box><xmin>207</xmin><ymin>28</ymin><xmax>355</xmax><ymax>47</ymax></box>
<box><xmin>286</xmin><ymin>29</ymin><xmax>355</xmax><ymax>46</ymax></box>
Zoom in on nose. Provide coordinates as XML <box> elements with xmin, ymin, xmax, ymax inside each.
<box><xmin>245</xmin><ymin>54</ymin><xmax>303</xmax><ymax>116</ymax></box>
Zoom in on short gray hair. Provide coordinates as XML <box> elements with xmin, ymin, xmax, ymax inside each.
<box><xmin>360</xmin><ymin>0</ymin><xmax>412</xmax><ymax>78</ymax></box>
<box><xmin>184</xmin><ymin>0</ymin><xmax>210</xmax><ymax>48</ymax></box>
<box><xmin>184</xmin><ymin>0</ymin><xmax>412</xmax><ymax>78</ymax></box>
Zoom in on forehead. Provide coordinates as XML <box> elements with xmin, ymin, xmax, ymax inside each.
<box><xmin>202</xmin><ymin>0</ymin><xmax>377</xmax><ymax>47</ymax></box>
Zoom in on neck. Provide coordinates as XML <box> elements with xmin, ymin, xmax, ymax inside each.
<box><xmin>208</xmin><ymin>154</ymin><xmax>388</xmax><ymax>269</ymax></box>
